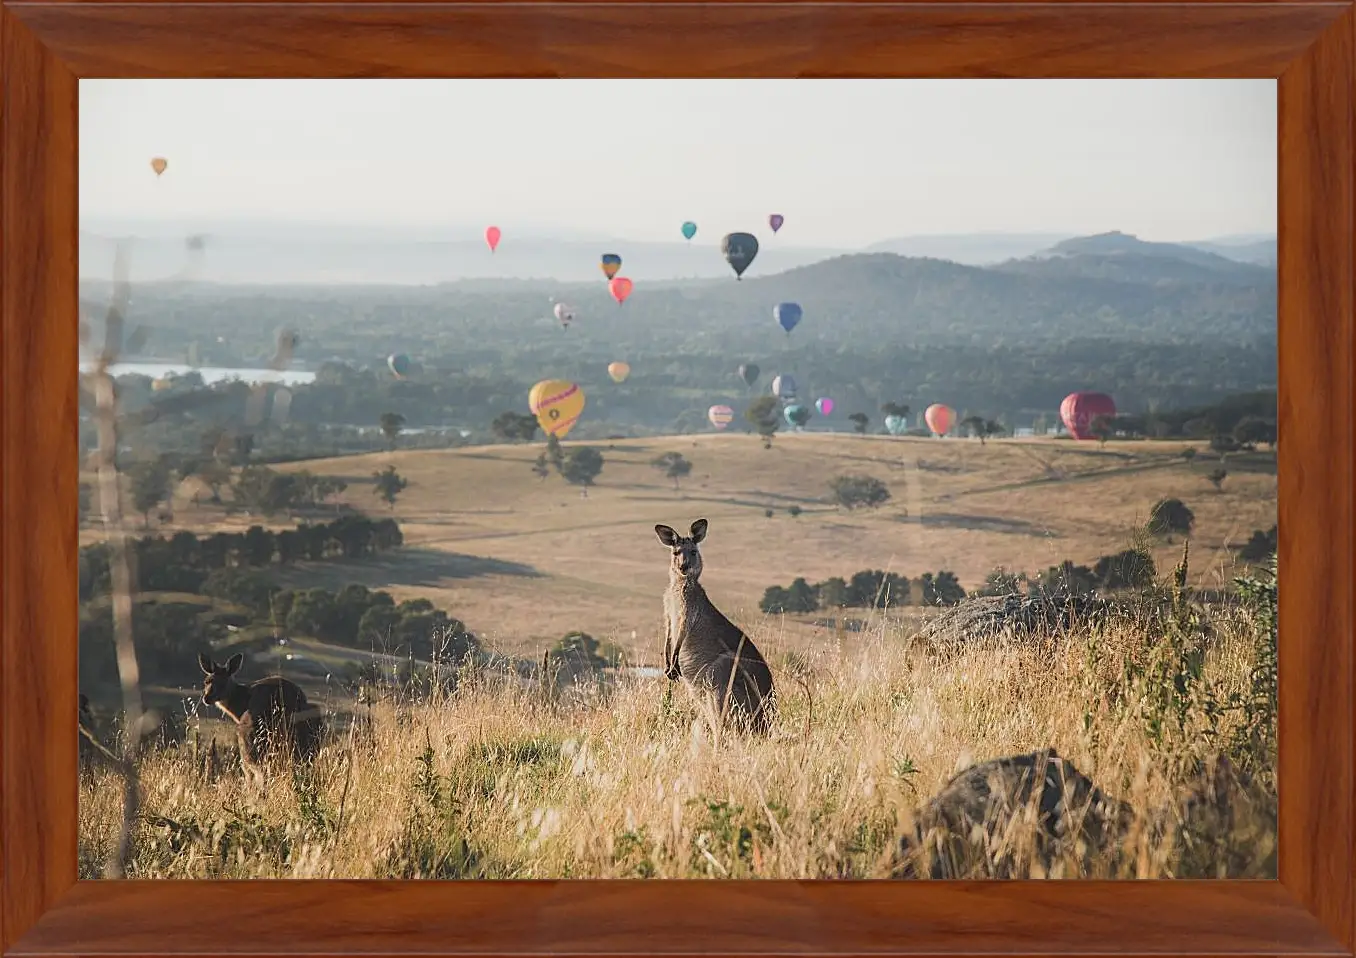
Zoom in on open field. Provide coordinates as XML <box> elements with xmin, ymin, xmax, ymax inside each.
<box><xmin>94</xmin><ymin>433</ymin><xmax>1276</xmax><ymax>664</ymax></box>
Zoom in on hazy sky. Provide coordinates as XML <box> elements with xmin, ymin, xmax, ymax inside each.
<box><xmin>80</xmin><ymin>80</ymin><xmax>1276</xmax><ymax>247</ymax></box>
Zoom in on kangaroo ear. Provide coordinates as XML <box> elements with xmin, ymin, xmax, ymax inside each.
<box><xmin>655</xmin><ymin>524</ymin><xmax>679</xmax><ymax>547</ymax></box>
<box><xmin>198</xmin><ymin>652</ymin><xmax>215</xmax><ymax>675</ymax></box>
<box><xmin>690</xmin><ymin>518</ymin><xmax>708</xmax><ymax>542</ymax></box>
<box><xmin>225</xmin><ymin>652</ymin><xmax>245</xmax><ymax>675</ymax></box>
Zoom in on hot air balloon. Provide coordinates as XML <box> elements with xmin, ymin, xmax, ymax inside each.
<box><xmin>388</xmin><ymin>353</ymin><xmax>412</xmax><ymax>379</ymax></box>
<box><xmin>885</xmin><ymin>415</ymin><xmax>908</xmax><ymax>436</ymax></box>
<box><xmin>1060</xmin><ymin>391</ymin><xmax>1118</xmax><ymax>440</ymax></box>
<box><xmin>554</xmin><ymin>302</ymin><xmax>576</xmax><ymax>329</ymax></box>
<box><xmin>150</xmin><ymin>157</ymin><xmax>168</xmax><ymax>177</ymax></box>
<box><xmin>768</xmin><ymin>214</ymin><xmax>785</xmax><ymax>234</ymax></box>
<box><xmin>721</xmin><ymin>232</ymin><xmax>760</xmax><ymax>280</ymax></box>
<box><xmin>600</xmin><ymin>253</ymin><xmax>622</xmax><ymax>280</ymax></box>
<box><xmin>151</xmin><ymin>377</ymin><xmax>174</xmax><ymax>392</ymax></box>
<box><xmin>816</xmin><ymin>397</ymin><xmax>834</xmax><ymax>416</ymax></box>
<box><xmin>485</xmin><ymin>226</ymin><xmax>502</xmax><ymax>253</ymax></box>
<box><xmin>924</xmin><ymin>403</ymin><xmax>956</xmax><ymax>437</ymax></box>
<box><xmin>771</xmin><ymin>373</ymin><xmax>797</xmax><ymax>401</ymax></box>
<box><xmin>681</xmin><ymin>221</ymin><xmax>698</xmax><ymax>241</ymax></box>
<box><xmin>609</xmin><ymin>276</ymin><xmax>634</xmax><ymax>305</ymax></box>
<box><xmin>708</xmin><ymin>405</ymin><xmax>734</xmax><ymax>430</ymax></box>
<box><xmin>774</xmin><ymin>302</ymin><xmax>803</xmax><ymax>335</ymax></box>
<box><xmin>530</xmin><ymin>379</ymin><xmax>586</xmax><ymax>439</ymax></box>
<box><xmin>784</xmin><ymin>404</ymin><xmax>811</xmax><ymax>428</ymax></box>
<box><xmin>738</xmin><ymin>363</ymin><xmax>761</xmax><ymax>387</ymax></box>
<box><xmin>608</xmin><ymin>361</ymin><xmax>630</xmax><ymax>383</ymax></box>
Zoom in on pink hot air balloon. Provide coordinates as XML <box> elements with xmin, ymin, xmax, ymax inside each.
<box><xmin>708</xmin><ymin>405</ymin><xmax>734</xmax><ymax>430</ymax></box>
<box><xmin>815</xmin><ymin>397</ymin><xmax>834</xmax><ymax>416</ymax></box>
<box><xmin>924</xmin><ymin>403</ymin><xmax>956</xmax><ymax>437</ymax></box>
<box><xmin>1060</xmin><ymin>391</ymin><xmax>1117</xmax><ymax>440</ymax></box>
<box><xmin>609</xmin><ymin>276</ymin><xmax>634</xmax><ymax>305</ymax></box>
<box><xmin>769</xmin><ymin>213</ymin><xmax>785</xmax><ymax>234</ymax></box>
<box><xmin>485</xmin><ymin>226</ymin><xmax>502</xmax><ymax>253</ymax></box>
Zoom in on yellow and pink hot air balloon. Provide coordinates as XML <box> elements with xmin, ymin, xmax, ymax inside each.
<box><xmin>485</xmin><ymin>226</ymin><xmax>502</xmax><ymax>253</ymax></box>
<box><xmin>708</xmin><ymin>405</ymin><xmax>734</xmax><ymax>430</ymax></box>
<box><xmin>529</xmin><ymin>379</ymin><xmax>585</xmax><ymax>439</ymax></box>
<box><xmin>924</xmin><ymin>403</ymin><xmax>956</xmax><ymax>437</ymax></box>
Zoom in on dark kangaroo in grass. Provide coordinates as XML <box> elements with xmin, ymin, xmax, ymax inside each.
<box><xmin>197</xmin><ymin>652</ymin><xmax>324</xmax><ymax>780</ymax></box>
<box><xmin>655</xmin><ymin>518</ymin><xmax>775</xmax><ymax>735</ymax></box>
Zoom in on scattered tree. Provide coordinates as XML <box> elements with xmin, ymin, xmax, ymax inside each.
<box><xmin>379</xmin><ymin>412</ymin><xmax>407</xmax><ymax>450</ymax></box>
<box><xmin>491</xmin><ymin>411</ymin><xmax>540</xmax><ymax>443</ymax></box>
<box><xmin>531</xmin><ymin>453</ymin><xmax>552</xmax><ymax>482</ymax></box>
<box><xmin>920</xmin><ymin>571</ymin><xmax>966</xmax><ymax>606</ymax></box>
<box><xmin>127</xmin><ymin>457</ymin><xmax>174</xmax><ymax>528</ymax></box>
<box><xmin>788</xmin><ymin>505</ymin><xmax>802</xmax><ymax>518</ymax></box>
<box><xmin>1147</xmin><ymin>497</ymin><xmax>1195</xmax><ymax>539</ymax></box>
<box><xmin>745</xmin><ymin>396</ymin><xmax>781</xmax><ymax>449</ymax></box>
<box><xmin>829</xmin><ymin>474</ymin><xmax>891</xmax><ymax>510</ymax></box>
<box><xmin>651</xmin><ymin>451</ymin><xmax>693</xmax><ymax>491</ymax></box>
<box><xmin>848</xmin><ymin>412</ymin><xmax>869</xmax><ymax>435</ymax></box>
<box><xmin>560</xmin><ymin>447</ymin><xmax>604</xmax><ymax>497</ymax></box>
<box><xmin>1232</xmin><ymin>416</ymin><xmax>1277</xmax><ymax>450</ymax></box>
<box><xmin>1093</xmin><ymin>549</ymin><xmax>1156</xmax><ymax>589</ymax></box>
<box><xmin>373</xmin><ymin>465</ymin><xmax>408</xmax><ymax>509</ymax></box>
<box><xmin>1240</xmin><ymin>525</ymin><xmax>1278</xmax><ymax>561</ymax></box>
<box><xmin>1205</xmin><ymin>467</ymin><xmax>1228</xmax><ymax>492</ymax></box>
<box><xmin>960</xmin><ymin>416</ymin><xmax>1005</xmax><ymax>445</ymax></box>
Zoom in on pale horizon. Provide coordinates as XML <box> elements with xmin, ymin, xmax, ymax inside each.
<box><xmin>80</xmin><ymin>79</ymin><xmax>1277</xmax><ymax>249</ymax></box>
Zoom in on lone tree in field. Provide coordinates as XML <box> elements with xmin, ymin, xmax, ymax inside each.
<box><xmin>491</xmin><ymin>411</ymin><xmax>540</xmax><ymax>443</ymax></box>
<box><xmin>379</xmin><ymin>411</ymin><xmax>406</xmax><ymax>451</ymax></box>
<box><xmin>546</xmin><ymin>434</ymin><xmax>566</xmax><ymax>473</ymax></box>
<box><xmin>560</xmin><ymin>447</ymin><xmax>604</xmax><ymax>497</ymax></box>
<box><xmin>745</xmin><ymin>396</ymin><xmax>781</xmax><ymax>449</ymax></box>
<box><xmin>651</xmin><ymin>451</ymin><xmax>694</xmax><ymax>491</ymax></box>
<box><xmin>1147</xmin><ymin>497</ymin><xmax>1195</xmax><ymax>540</ymax></box>
<box><xmin>960</xmin><ymin>415</ymin><xmax>1004</xmax><ymax>445</ymax></box>
<box><xmin>1233</xmin><ymin>416</ymin><xmax>1278</xmax><ymax>450</ymax></box>
<box><xmin>848</xmin><ymin>412</ymin><xmax>869</xmax><ymax>435</ymax></box>
<box><xmin>531</xmin><ymin>453</ymin><xmax>552</xmax><ymax>482</ymax></box>
<box><xmin>1205</xmin><ymin>467</ymin><xmax>1228</xmax><ymax>492</ymax></box>
<box><xmin>127</xmin><ymin>457</ymin><xmax>174</xmax><ymax>528</ymax></box>
<box><xmin>829</xmin><ymin>474</ymin><xmax>891</xmax><ymax>510</ymax></box>
<box><xmin>373</xmin><ymin>465</ymin><xmax>408</xmax><ymax>509</ymax></box>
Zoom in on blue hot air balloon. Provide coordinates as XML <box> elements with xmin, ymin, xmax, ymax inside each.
<box><xmin>775</xmin><ymin>302</ymin><xmax>803</xmax><ymax>335</ymax></box>
<box><xmin>784</xmin><ymin>404</ymin><xmax>811</xmax><ymax>429</ymax></box>
<box><xmin>681</xmin><ymin>221</ymin><xmax>698</xmax><ymax>241</ymax></box>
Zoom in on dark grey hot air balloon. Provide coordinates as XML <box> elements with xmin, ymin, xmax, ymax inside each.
<box><xmin>738</xmin><ymin>363</ymin><xmax>760</xmax><ymax>387</ymax></box>
<box><xmin>721</xmin><ymin>232</ymin><xmax>760</xmax><ymax>280</ymax></box>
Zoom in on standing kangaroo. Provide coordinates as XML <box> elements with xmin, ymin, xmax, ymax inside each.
<box><xmin>197</xmin><ymin>652</ymin><xmax>324</xmax><ymax>780</ymax></box>
<box><xmin>655</xmin><ymin>518</ymin><xmax>775</xmax><ymax>734</ymax></box>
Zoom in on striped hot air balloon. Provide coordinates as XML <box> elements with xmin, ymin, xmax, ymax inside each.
<box><xmin>530</xmin><ymin>379</ymin><xmax>585</xmax><ymax>438</ymax></box>
<box><xmin>708</xmin><ymin>405</ymin><xmax>735</xmax><ymax>430</ymax></box>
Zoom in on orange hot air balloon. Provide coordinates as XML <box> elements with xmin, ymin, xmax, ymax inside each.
<box><xmin>924</xmin><ymin>403</ymin><xmax>956</xmax><ymax>437</ymax></box>
<box><xmin>150</xmin><ymin>157</ymin><xmax>168</xmax><ymax>177</ymax></box>
<box><xmin>608</xmin><ymin>362</ymin><xmax>630</xmax><ymax>383</ymax></box>
<box><xmin>485</xmin><ymin>226</ymin><xmax>502</xmax><ymax>253</ymax></box>
<box><xmin>608</xmin><ymin>276</ymin><xmax>634</xmax><ymax>305</ymax></box>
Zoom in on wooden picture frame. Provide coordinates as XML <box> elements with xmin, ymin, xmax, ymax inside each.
<box><xmin>2</xmin><ymin>2</ymin><xmax>1349</xmax><ymax>954</ymax></box>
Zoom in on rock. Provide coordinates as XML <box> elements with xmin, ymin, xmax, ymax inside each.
<box><xmin>894</xmin><ymin>748</ymin><xmax>1133</xmax><ymax>878</ymax></box>
<box><xmin>914</xmin><ymin>591</ymin><xmax>1117</xmax><ymax>647</ymax></box>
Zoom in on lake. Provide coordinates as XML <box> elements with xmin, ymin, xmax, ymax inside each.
<box><xmin>79</xmin><ymin>360</ymin><xmax>317</xmax><ymax>386</ymax></box>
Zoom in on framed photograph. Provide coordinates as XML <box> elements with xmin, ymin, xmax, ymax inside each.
<box><xmin>3</xmin><ymin>3</ymin><xmax>1351</xmax><ymax>956</ymax></box>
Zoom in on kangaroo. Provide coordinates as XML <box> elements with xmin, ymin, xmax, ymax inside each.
<box><xmin>197</xmin><ymin>652</ymin><xmax>324</xmax><ymax>780</ymax></box>
<box><xmin>655</xmin><ymin>518</ymin><xmax>775</xmax><ymax>735</ymax></box>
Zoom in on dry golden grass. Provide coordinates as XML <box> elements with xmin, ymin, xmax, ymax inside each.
<box><xmin>85</xmin><ymin>434</ymin><xmax>1276</xmax><ymax>660</ymax></box>
<box><xmin>79</xmin><ymin>597</ymin><xmax>1277</xmax><ymax>880</ymax></box>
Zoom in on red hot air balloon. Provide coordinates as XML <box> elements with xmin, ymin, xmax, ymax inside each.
<box><xmin>1060</xmin><ymin>392</ymin><xmax>1117</xmax><ymax>440</ymax></box>
<box><xmin>608</xmin><ymin>276</ymin><xmax>634</xmax><ymax>305</ymax></box>
<box><xmin>485</xmin><ymin>226</ymin><xmax>502</xmax><ymax>253</ymax></box>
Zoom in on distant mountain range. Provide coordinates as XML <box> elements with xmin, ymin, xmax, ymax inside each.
<box><xmin>78</xmin><ymin>217</ymin><xmax>1276</xmax><ymax>286</ymax></box>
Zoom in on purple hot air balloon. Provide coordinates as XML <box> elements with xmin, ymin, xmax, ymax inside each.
<box><xmin>768</xmin><ymin>213</ymin><xmax>785</xmax><ymax>234</ymax></box>
<box><xmin>816</xmin><ymin>397</ymin><xmax>834</xmax><ymax>416</ymax></box>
